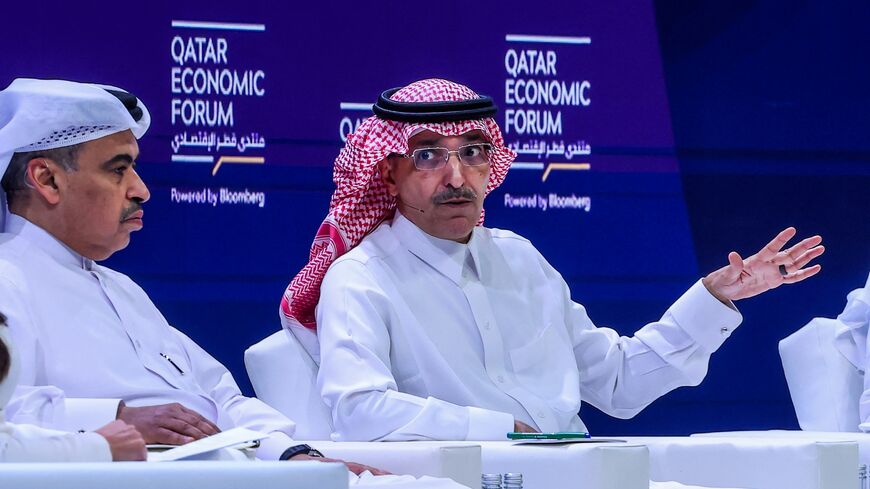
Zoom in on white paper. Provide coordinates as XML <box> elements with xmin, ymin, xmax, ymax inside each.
<box><xmin>148</xmin><ymin>427</ymin><xmax>269</xmax><ymax>462</ymax></box>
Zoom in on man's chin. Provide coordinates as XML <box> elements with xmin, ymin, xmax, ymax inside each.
<box><xmin>432</xmin><ymin>218</ymin><xmax>477</xmax><ymax>243</ymax></box>
<box><xmin>102</xmin><ymin>234</ymin><xmax>133</xmax><ymax>259</ymax></box>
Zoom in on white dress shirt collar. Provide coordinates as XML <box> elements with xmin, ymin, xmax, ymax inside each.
<box><xmin>4</xmin><ymin>213</ymin><xmax>92</xmax><ymax>270</ymax></box>
<box><xmin>392</xmin><ymin>211</ymin><xmax>482</xmax><ymax>284</ymax></box>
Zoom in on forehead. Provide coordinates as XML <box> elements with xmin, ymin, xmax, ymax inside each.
<box><xmin>407</xmin><ymin>129</ymin><xmax>488</xmax><ymax>149</ymax></box>
<box><xmin>77</xmin><ymin>130</ymin><xmax>139</xmax><ymax>162</ymax></box>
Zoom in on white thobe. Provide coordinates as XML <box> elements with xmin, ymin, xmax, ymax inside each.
<box><xmin>0</xmin><ymin>214</ymin><xmax>295</xmax><ymax>460</ymax></box>
<box><xmin>0</xmin><ymin>420</ymin><xmax>110</xmax><ymax>462</ymax></box>
<box><xmin>0</xmin><ymin>326</ymin><xmax>110</xmax><ymax>462</ymax></box>
<box><xmin>316</xmin><ymin>212</ymin><xmax>743</xmax><ymax>441</ymax></box>
<box><xmin>830</xmin><ymin>272</ymin><xmax>870</xmax><ymax>425</ymax></box>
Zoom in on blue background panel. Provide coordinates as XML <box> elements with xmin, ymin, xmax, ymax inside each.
<box><xmin>1</xmin><ymin>0</ymin><xmax>867</xmax><ymax>436</ymax></box>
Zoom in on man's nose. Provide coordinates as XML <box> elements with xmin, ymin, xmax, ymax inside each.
<box><xmin>442</xmin><ymin>152</ymin><xmax>466</xmax><ymax>188</ymax></box>
<box><xmin>128</xmin><ymin>169</ymin><xmax>150</xmax><ymax>203</ymax></box>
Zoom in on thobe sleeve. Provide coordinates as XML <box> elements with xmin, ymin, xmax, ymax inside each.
<box><xmin>169</xmin><ymin>328</ymin><xmax>297</xmax><ymax>460</ymax></box>
<box><xmin>0</xmin><ymin>413</ymin><xmax>111</xmax><ymax>462</ymax></box>
<box><xmin>0</xmin><ymin>277</ymin><xmax>121</xmax><ymax>431</ymax></box>
<box><xmin>317</xmin><ymin>260</ymin><xmax>514</xmax><ymax>442</ymax></box>
<box><xmin>547</xmin><ymin>257</ymin><xmax>743</xmax><ymax>418</ymax></box>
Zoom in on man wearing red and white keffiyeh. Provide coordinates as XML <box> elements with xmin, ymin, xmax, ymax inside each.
<box><xmin>280</xmin><ymin>79</ymin><xmax>513</xmax><ymax>333</ymax></box>
<box><xmin>283</xmin><ymin>78</ymin><xmax>823</xmax><ymax>442</ymax></box>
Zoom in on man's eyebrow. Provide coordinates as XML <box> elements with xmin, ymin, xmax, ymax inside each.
<box><xmin>100</xmin><ymin>154</ymin><xmax>135</xmax><ymax>170</ymax></box>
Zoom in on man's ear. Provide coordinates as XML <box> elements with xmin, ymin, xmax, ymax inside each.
<box><xmin>378</xmin><ymin>157</ymin><xmax>399</xmax><ymax>197</ymax></box>
<box><xmin>26</xmin><ymin>158</ymin><xmax>63</xmax><ymax>205</ymax></box>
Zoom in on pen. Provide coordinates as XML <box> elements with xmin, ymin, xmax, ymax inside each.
<box><xmin>506</xmin><ymin>432</ymin><xmax>591</xmax><ymax>440</ymax></box>
<box><xmin>160</xmin><ymin>352</ymin><xmax>185</xmax><ymax>375</ymax></box>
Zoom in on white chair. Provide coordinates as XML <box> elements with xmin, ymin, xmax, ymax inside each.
<box><xmin>779</xmin><ymin>317</ymin><xmax>863</xmax><ymax>431</ymax></box>
<box><xmin>244</xmin><ymin>329</ymin><xmax>334</xmax><ymax>440</ymax></box>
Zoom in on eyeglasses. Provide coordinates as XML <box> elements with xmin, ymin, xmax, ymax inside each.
<box><xmin>398</xmin><ymin>143</ymin><xmax>492</xmax><ymax>171</ymax></box>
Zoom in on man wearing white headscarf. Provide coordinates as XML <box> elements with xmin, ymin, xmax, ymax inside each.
<box><xmin>283</xmin><ymin>78</ymin><xmax>826</xmax><ymax>442</ymax></box>
<box><xmin>0</xmin><ymin>78</ymin><xmax>383</xmax><ymax>469</ymax></box>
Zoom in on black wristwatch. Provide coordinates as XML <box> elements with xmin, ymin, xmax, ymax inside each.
<box><xmin>280</xmin><ymin>444</ymin><xmax>325</xmax><ymax>461</ymax></box>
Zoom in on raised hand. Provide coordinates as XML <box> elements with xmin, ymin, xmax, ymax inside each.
<box><xmin>702</xmin><ymin>227</ymin><xmax>824</xmax><ymax>303</ymax></box>
<box><xmin>117</xmin><ymin>402</ymin><xmax>220</xmax><ymax>445</ymax></box>
<box><xmin>94</xmin><ymin>420</ymin><xmax>147</xmax><ymax>461</ymax></box>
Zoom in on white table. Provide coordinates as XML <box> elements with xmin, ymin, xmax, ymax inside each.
<box><xmin>306</xmin><ymin>440</ymin><xmax>481</xmax><ymax>488</ymax></box>
<box><xmin>0</xmin><ymin>460</ymin><xmax>348</xmax><ymax>489</ymax></box>
<box><xmin>308</xmin><ymin>439</ymin><xmax>650</xmax><ymax>489</ymax></box>
<box><xmin>695</xmin><ymin>430</ymin><xmax>870</xmax><ymax>467</ymax></box>
<box><xmin>477</xmin><ymin>440</ymin><xmax>650</xmax><ymax>489</ymax></box>
<box><xmin>623</xmin><ymin>435</ymin><xmax>858</xmax><ymax>489</ymax></box>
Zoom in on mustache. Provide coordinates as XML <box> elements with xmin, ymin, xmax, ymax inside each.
<box><xmin>432</xmin><ymin>187</ymin><xmax>478</xmax><ymax>205</ymax></box>
<box><xmin>120</xmin><ymin>202</ymin><xmax>143</xmax><ymax>221</ymax></box>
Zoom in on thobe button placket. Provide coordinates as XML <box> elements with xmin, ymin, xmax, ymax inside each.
<box><xmin>89</xmin><ymin>271</ymin><xmax>123</xmax><ymax>323</ymax></box>
<box><xmin>89</xmin><ymin>268</ymin><xmax>185</xmax><ymax>388</ymax></box>
<box><xmin>497</xmin><ymin>375</ymin><xmax>505</xmax><ymax>383</ymax></box>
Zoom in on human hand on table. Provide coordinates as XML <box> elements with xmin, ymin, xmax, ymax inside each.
<box><xmin>94</xmin><ymin>419</ymin><xmax>147</xmax><ymax>461</ymax></box>
<box><xmin>117</xmin><ymin>402</ymin><xmax>220</xmax><ymax>445</ymax></box>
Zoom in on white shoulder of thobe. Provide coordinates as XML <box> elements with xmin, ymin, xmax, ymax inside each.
<box><xmin>831</xmin><ymin>272</ymin><xmax>870</xmax><ymax>367</ymax></box>
<box><xmin>316</xmin><ymin>212</ymin><xmax>742</xmax><ymax>442</ymax></box>
<box><xmin>0</xmin><ymin>214</ymin><xmax>295</xmax><ymax>460</ymax></box>
<box><xmin>826</xmin><ymin>272</ymin><xmax>870</xmax><ymax>427</ymax></box>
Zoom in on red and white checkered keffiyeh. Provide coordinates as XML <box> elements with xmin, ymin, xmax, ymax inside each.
<box><xmin>280</xmin><ymin>79</ymin><xmax>515</xmax><ymax>333</ymax></box>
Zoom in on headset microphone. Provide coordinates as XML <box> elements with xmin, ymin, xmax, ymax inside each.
<box><xmin>398</xmin><ymin>199</ymin><xmax>425</xmax><ymax>213</ymax></box>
